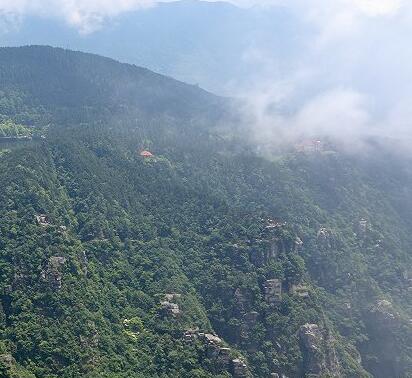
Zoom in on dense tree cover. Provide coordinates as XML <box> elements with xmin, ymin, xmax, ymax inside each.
<box><xmin>0</xmin><ymin>120</ymin><xmax>32</xmax><ymax>138</ymax></box>
<box><xmin>0</xmin><ymin>46</ymin><xmax>411</xmax><ymax>377</ymax></box>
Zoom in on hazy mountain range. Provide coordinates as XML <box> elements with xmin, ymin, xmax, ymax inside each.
<box><xmin>0</xmin><ymin>1</ymin><xmax>303</xmax><ymax>94</ymax></box>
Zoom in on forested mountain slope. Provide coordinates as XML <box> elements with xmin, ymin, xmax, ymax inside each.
<box><xmin>0</xmin><ymin>46</ymin><xmax>411</xmax><ymax>378</ymax></box>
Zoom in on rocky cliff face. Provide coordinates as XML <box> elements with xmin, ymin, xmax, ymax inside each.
<box><xmin>299</xmin><ymin>324</ymin><xmax>341</xmax><ymax>377</ymax></box>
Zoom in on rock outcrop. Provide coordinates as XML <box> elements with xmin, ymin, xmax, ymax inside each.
<box><xmin>240</xmin><ymin>311</ymin><xmax>259</xmax><ymax>351</ymax></box>
<box><xmin>299</xmin><ymin>323</ymin><xmax>340</xmax><ymax>377</ymax></box>
<box><xmin>234</xmin><ymin>287</ymin><xmax>252</xmax><ymax>315</ymax></box>
<box><xmin>289</xmin><ymin>283</ymin><xmax>310</xmax><ymax>298</ymax></box>
<box><xmin>41</xmin><ymin>256</ymin><xmax>66</xmax><ymax>289</ymax></box>
<box><xmin>35</xmin><ymin>214</ymin><xmax>50</xmax><ymax>226</ymax></box>
<box><xmin>183</xmin><ymin>330</ymin><xmax>250</xmax><ymax>376</ymax></box>
<box><xmin>357</xmin><ymin>219</ymin><xmax>369</xmax><ymax>235</ymax></box>
<box><xmin>294</xmin><ymin>236</ymin><xmax>304</xmax><ymax>253</ymax></box>
<box><xmin>231</xmin><ymin>358</ymin><xmax>249</xmax><ymax>377</ymax></box>
<box><xmin>264</xmin><ymin>279</ymin><xmax>282</xmax><ymax>305</ymax></box>
<box><xmin>160</xmin><ymin>293</ymin><xmax>181</xmax><ymax>317</ymax></box>
<box><xmin>317</xmin><ymin>227</ymin><xmax>336</xmax><ymax>250</ymax></box>
<box><xmin>250</xmin><ymin>239</ymin><xmax>282</xmax><ymax>267</ymax></box>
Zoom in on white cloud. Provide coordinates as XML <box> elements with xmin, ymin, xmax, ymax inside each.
<box><xmin>0</xmin><ymin>0</ymin><xmax>407</xmax><ymax>34</ymax></box>
<box><xmin>232</xmin><ymin>0</ymin><xmax>412</xmax><ymax>152</ymax></box>
<box><xmin>348</xmin><ymin>0</ymin><xmax>403</xmax><ymax>16</ymax></box>
<box><xmin>0</xmin><ymin>0</ymin><xmax>155</xmax><ymax>33</ymax></box>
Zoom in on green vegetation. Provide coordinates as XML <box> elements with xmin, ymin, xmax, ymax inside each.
<box><xmin>0</xmin><ymin>120</ymin><xmax>32</xmax><ymax>138</ymax></box>
<box><xmin>0</xmin><ymin>46</ymin><xmax>411</xmax><ymax>378</ymax></box>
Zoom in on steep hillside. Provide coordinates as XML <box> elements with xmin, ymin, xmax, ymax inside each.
<box><xmin>0</xmin><ymin>46</ymin><xmax>411</xmax><ymax>378</ymax></box>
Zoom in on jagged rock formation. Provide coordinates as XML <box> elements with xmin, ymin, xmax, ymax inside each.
<box><xmin>299</xmin><ymin>324</ymin><xmax>340</xmax><ymax>377</ymax></box>
<box><xmin>183</xmin><ymin>330</ymin><xmax>250</xmax><ymax>375</ymax></box>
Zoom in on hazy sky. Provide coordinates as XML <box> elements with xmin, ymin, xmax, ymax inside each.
<box><xmin>0</xmin><ymin>0</ymin><xmax>406</xmax><ymax>33</ymax></box>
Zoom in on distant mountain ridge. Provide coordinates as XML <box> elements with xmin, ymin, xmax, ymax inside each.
<box><xmin>0</xmin><ymin>1</ymin><xmax>304</xmax><ymax>94</ymax></box>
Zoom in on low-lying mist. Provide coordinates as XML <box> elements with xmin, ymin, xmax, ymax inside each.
<box><xmin>224</xmin><ymin>0</ymin><xmax>412</xmax><ymax>156</ymax></box>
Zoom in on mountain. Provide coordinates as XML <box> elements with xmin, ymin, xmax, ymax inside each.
<box><xmin>0</xmin><ymin>46</ymin><xmax>411</xmax><ymax>378</ymax></box>
<box><xmin>0</xmin><ymin>1</ymin><xmax>305</xmax><ymax>94</ymax></box>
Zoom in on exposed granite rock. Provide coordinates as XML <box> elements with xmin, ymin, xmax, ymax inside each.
<box><xmin>317</xmin><ymin>227</ymin><xmax>335</xmax><ymax>249</ymax></box>
<box><xmin>80</xmin><ymin>250</ymin><xmax>88</xmax><ymax>276</ymax></box>
<box><xmin>41</xmin><ymin>256</ymin><xmax>66</xmax><ymax>289</ymax></box>
<box><xmin>264</xmin><ymin>279</ymin><xmax>282</xmax><ymax>305</ymax></box>
<box><xmin>369</xmin><ymin>299</ymin><xmax>399</xmax><ymax>327</ymax></box>
<box><xmin>240</xmin><ymin>311</ymin><xmax>259</xmax><ymax>351</ymax></box>
<box><xmin>365</xmin><ymin>299</ymin><xmax>411</xmax><ymax>376</ymax></box>
<box><xmin>299</xmin><ymin>324</ymin><xmax>340</xmax><ymax>377</ymax></box>
<box><xmin>234</xmin><ymin>287</ymin><xmax>252</xmax><ymax>315</ymax></box>
<box><xmin>184</xmin><ymin>330</ymin><xmax>250</xmax><ymax>374</ymax></box>
<box><xmin>242</xmin><ymin>311</ymin><xmax>258</xmax><ymax>327</ymax></box>
<box><xmin>294</xmin><ymin>237</ymin><xmax>304</xmax><ymax>253</ymax></box>
<box><xmin>231</xmin><ymin>358</ymin><xmax>249</xmax><ymax>377</ymax></box>
<box><xmin>265</xmin><ymin>219</ymin><xmax>286</xmax><ymax>230</ymax></box>
<box><xmin>35</xmin><ymin>214</ymin><xmax>50</xmax><ymax>226</ymax></box>
<box><xmin>218</xmin><ymin>347</ymin><xmax>231</xmax><ymax>367</ymax></box>
<box><xmin>164</xmin><ymin>293</ymin><xmax>181</xmax><ymax>301</ymax></box>
<box><xmin>357</xmin><ymin>219</ymin><xmax>369</xmax><ymax>235</ymax></box>
<box><xmin>289</xmin><ymin>283</ymin><xmax>310</xmax><ymax>298</ymax></box>
<box><xmin>299</xmin><ymin>324</ymin><xmax>324</xmax><ymax>376</ymax></box>
<box><xmin>203</xmin><ymin>333</ymin><xmax>222</xmax><ymax>345</ymax></box>
<box><xmin>201</xmin><ymin>332</ymin><xmax>231</xmax><ymax>369</ymax></box>
<box><xmin>160</xmin><ymin>294</ymin><xmax>181</xmax><ymax>318</ymax></box>
<box><xmin>250</xmin><ymin>239</ymin><xmax>281</xmax><ymax>267</ymax></box>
